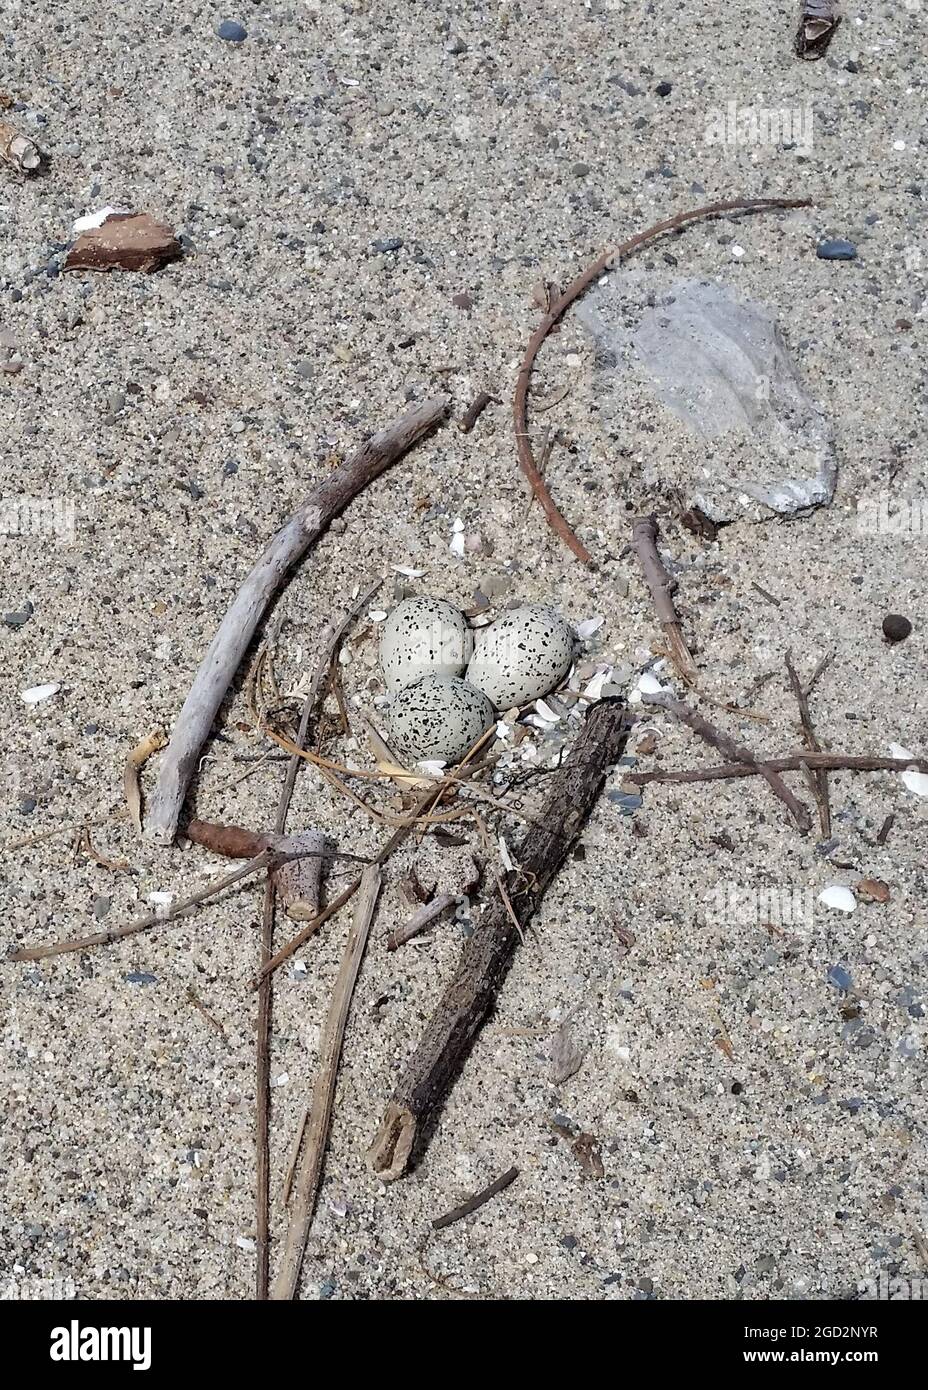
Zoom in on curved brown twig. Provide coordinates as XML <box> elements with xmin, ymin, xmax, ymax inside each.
<box><xmin>513</xmin><ymin>195</ymin><xmax>812</xmax><ymax>565</ymax></box>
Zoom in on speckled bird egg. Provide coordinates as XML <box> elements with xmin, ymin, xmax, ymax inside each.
<box><xmin>466</xmin><ymin>604</ymin><xmax>574</xmax><ymax>708</ymax></box>
<box><xmin>389</xmin><ymin>675</ymin><xmax>495</xmax><ymax>763</ymax></box>
<box><xmin>380</xmin><ymin>597</ymin><xmax>474</xmax><ymax>693</ymax></box>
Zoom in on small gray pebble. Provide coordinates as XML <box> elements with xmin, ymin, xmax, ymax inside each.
<box><xmin>217</xmin><ymin>20</ymin><xmax>247</xmax><ymax>42</ymax></box>
<box><xmin>3</xmin><ymin>602</ymin><xmax>33</xmax><ymax>629</ymax></box>
<box><xmin>294</xmin><ymin>360</ymin><xmax>314</xmax><ymax>379</ymax></box>
<box><xmin>18</xmin><ymin>796</ymin><xmax>37</xmax><ymax>814</ymax></box>
<box><xmin>572</xmin><ymin>161</ymin><xmax>590</xmax><ymax>177</ymax></box>
<box><xmin>372</xmin><ymin>236</ymin><xmax>403</xmax><ymax>253</ymax></box>
<box><xmin>828</xmin><ymin>964</ymin><xmax>852</xmax><ymax>991</ymax></box>
<box><xmin>817</xmin><ymin>238</ymin><xmax>858</xmax><ymax>261</ymax></box>
<box><xmin>93</xmin><ymin>896</ymin><xmax>111</xmax><ymax>920</ymax></box>
<box><xmin>124</xmin><ymin>971</ymin><xmax>158</xmax><ymax>986</ymax></box>
<box><xmin>445</xmin><ymin>37</ymin><xmax>468</xmax><ymax>54</ymax></box>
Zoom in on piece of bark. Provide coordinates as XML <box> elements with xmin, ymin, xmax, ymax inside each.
<box><xmin>145</xmin><ymin>396</ymin><xmax>448</xmax><ymax>845</ymax></box>
<box><xmin>631</xmin><ymin>515</ymin><xmax>698</xmax><ymax>687</ymax></box>
<box><xmin>185</xmin><ymin>818</ymin><xmax>325</xmax><ymax>921</ymax></box>
<box><xmin>645</xmin><ymin>694</ymin><xmax>812</xmax><ymax>832</ymax></box>
<box><xmin>270</xmin><ymin>864</ymin><xmax>382</xmax><ymax>1300</ymax></box>
<box><xmin>458</xmin><ymin>391</ymin><xmax>498</xmax><ymax>434</ymax></box>
<box><xmin>64</xmin><ymin>211</ymin><xmax>182</xmax><ymax>273</ymax></box>
<box><xmin>795</xmin><ymin>1</ymin><xmax>841</xmax><ymax>60</ymax></box>
<box><xmin>367</xmin><ymin>698</ymin><xmax>629</xmax><ymax>1182</ymax></box>
<box><xmin>0</xmin><ymin>121</ymin><xmax>41</xmax><ymax>173</ymax></box>
<box><xmin>123</xmin><ymin>727</ymin><xmax>167</xmax><ymax>835</ymax></box>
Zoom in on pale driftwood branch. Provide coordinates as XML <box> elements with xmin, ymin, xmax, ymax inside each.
<box><xmin>145</xmin><ymin>396</ymin><xmax>448</xmax><ymax>846</ymax></box>
<box><xmin>644</xmin><ymin>694</ymin><xmax>812</xmax><ymax>832</ymax></box>
<box><xmin>367</xmin><ymin>698</ymin><xmax>629</xmax><ymax>1183</ymax></box>
<box><xmin>625</xmin><ymin>753</ymin><xmax>928</xmax><ymax>788</ymax></box>
<box><xmin>270</xmin><ymin>864</ymin><xmax>382</xmax><ymax>1300</ymax></box>
<box><xmin>631</xmin><ymin>515</ymin><xmax>698</xmax><ymax>687</ymax></box>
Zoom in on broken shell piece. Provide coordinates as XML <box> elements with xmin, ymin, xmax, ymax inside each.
<box><xmin>388</xmin><ymin>675</ymin><xmax>494</xmax><ymax>763</ymax></box>
<box><xmin>466</xmin><ymin>604</ymin><xmax>574</xmax><ymax>708</ymax></box>
<box><xmin>20</xmin><ymin>682</ymin><xmax>60</xmax><ymax>704</ymax></box>
<box><xmin>888</xmin><ymin>742</ymin><xmax>928</xmax><ymax>797</ymax></box>
<box><xmin>576</xmin><ymin>616</ymin><xmax>604</xmax><ymax>640</ymax></box>
<box><xmin>794</xmin><ymin>0</ymin><xmax>841</xmax><ymax>61</ymax></box>
<box><xmin>64</xmin><ymin>211</ymin><xmax>182</xmax><ymax>274</ymax></box>
<box><xmin>0</xmin><ymin>120</ymin><xmax>42</xmax><ymax>174</ymax></box>
<box><xmin>381</xmin><ymin>596</ymin><xmax>473</xmax><ymax>692</ymax></box>
<box><xmin>73</xmin><ymin>205</ymin><xmax>128</xmax><ymax>234</ymax></box>
<box><xmin>818</xmin><ymin>884</ymin><xmax>856</xmax><ymax>914</ymax></box>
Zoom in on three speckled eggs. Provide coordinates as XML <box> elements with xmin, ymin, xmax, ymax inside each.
<box><xmin>383</xmin><ymin>596</ymin><xmax>574</xmax><ymax>763</ymax></box>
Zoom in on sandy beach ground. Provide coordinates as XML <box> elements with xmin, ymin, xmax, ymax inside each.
<box><xmin>1</xmin><ymin>2</ymin><xmax>926</xmax><ymax>1301</ymax></box>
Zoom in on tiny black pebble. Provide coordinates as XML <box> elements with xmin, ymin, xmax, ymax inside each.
<box><xmin>882</xmin><ymin>613</ymin><xmax>912</xmax><ymax>643</ymax></box>
<box><xmin>731</xmin><ymin>1082</ymin><xmax>743</xmax><ymax>1095</ymax></box>
<box><xmin>655</xmin><ymin>81</ymin><xmax>672</xmax><ymax>97</ymax></box>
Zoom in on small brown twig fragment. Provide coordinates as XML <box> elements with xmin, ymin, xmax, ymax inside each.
<box><xmin>270</xmin><ymin>864</ymin><xmax>382</xmax><ymax>1300</ymax></box>
<box><xmin>645</xmin><ymin>695</ymin><xmax>812</xmax><ymax>832</ymax></box>
<box><xmin>631</xmin><ymin>515</ymin><xmax>698</xmax><ymax>686</ymax></box>
<box><xmin>186</xmin><ymin>986</ymin><xmax>228</xmax><ymax>1041</ymax></box>
<box><xmin>751</xmin><ymin>581</ymin><xmax>782</xmax><ymax>607</ymax></box>
<box><xmin>459</xmin><ymin>391</ymin><xmax>499</xmax><ymax>434</ymax></box>
<box><xmin>785</xmin><ymin>649</ymin><xmax>832</xmax><ymax>838</ymax></box>
<box><xmin>431</xmin><ymin>1167</ymin><xmax>519</xmax><ymax>1231</ymax></box>
<box><xmin>876</xmin><ymin>814</ymin><xmax>895</xmax><ymax>846</ymax></box>
<box><xmin>625</xmin><ymin>753</ymin><xmax>928</xmax><ymax>788</ymax></box>
<box><xmin>387</xmin><ymin>893</ymin><xmax>457</xmax><ymax>950</ymax></box>
<box><xmin>0</xmin><ymin>120</ymin><xmax>42</xmax><ymax>173</ymax></box>
<box><xmin>367</xmin><ymin>699</ymin><xmax>629</xmax><ymax>1182</ymax></box>
<box><xmin>513</xmin><ymin>196</ymin><xmax>811</xmax><ymax>565</ymax></box>
<box><xmin>124</xmin><ymin>728</ymin><xmax>168</xmax><ymax>835</ymax></box>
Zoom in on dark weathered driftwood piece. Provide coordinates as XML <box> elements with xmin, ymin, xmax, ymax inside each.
<box><xmin>645</xmin><ymin>694</ymin><xmax>812</xmax><ymax>832</ymax></box>
<box><xmin>631</xmin><ymin>515</ymin><xmax>698</xmax><ymax>686</ymax></box>
<box><xmin>145</xmin><ymin>396</ymin><xmax>448</xmax><ymax>846</ymax></box>
<box><xmin>513</xmin><ymin>196</ymin><xmax>811</xmax><ymax>565</ymax></box>
<box><xmin>795</xmin><ymin>1</ymin><xmax>840</xmax><ymax>60</ymax></box>
<box><xmin>367</xmin><ymin>698</ymin><xmax>629</xmax><ymax>1182</ymax></box>
<box><xmin>625</xmin><ymin>752</ymin><xmax>928</xmax><ymax>788</ymax></box>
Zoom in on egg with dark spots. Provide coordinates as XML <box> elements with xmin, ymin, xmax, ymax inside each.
<box><xmin>466</xmin><ymin>604</ymin><xmax>574</xmax><ymax>708</ymax></box>
<box><xmin>389</xmin><ymin>676</ymin><xmax>495</xmax><ymax>763</ymax></box>
<box><xmin>381</xmin><ymin>596</ymin><xmax>473</xmax><ymax>693</ymax></box>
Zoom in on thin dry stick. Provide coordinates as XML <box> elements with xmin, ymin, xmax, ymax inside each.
<box><xmin>513</xmin><ymin>196</ymin><xmax>811</xmax><ymax>564</ymax></box>
<box><xmin>631</xmin><ymin>515</ymin><xmax>698</xmax><ymax>687</ymax></box>
<box><xmin>8</xmin><ymin>849</ymin><xmax>279</xmax><ymax>962</ymax></box>
<box><xmin>270</xmin><ymin>864</ymin><xmax>382</xmax><ymax>1300</ymax></box>
<box><xmin>387</xmin><ymin>893</ymin><xmax>457</xmax><ymax>951</ymax></box>
<box><xmin>145</xmin><ymin>397</ymin><xmax>447</xmax><ymax>845</ymax></box>
<box><xmin>256</xmin><ymin>574</ymin><xmax>380</xmax><ymax>1300</ymax></box>
<box><xmin>431</xmin><ymin>1166</ymin><xmax>519</xmax><ymax>1230</ymax></box>
<box><xmin>785</xmin><ymin>649</ymin><xmax>832</xmax><ymax>838</ymax></box>
<box><xmin>625</xmin><ymin>753</ymin><xmax>928</xmax><ymax>788</ymax></box>
<box><xmin>459</xmin><ymin>391</ymin><xmax>499</xmax><ymax>434</ymax></box>
<box><xmin>645</xmin><ymin>695</ymin><xmax>812</xmax><ymax>832</ymax></box>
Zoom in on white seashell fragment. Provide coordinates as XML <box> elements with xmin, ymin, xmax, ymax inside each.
<box><xmin>72</xmin><ymin>205</ymin><xmax>127</xmax><ymax>233</ymax></box>
<box><xmin>818</xmin><ymin>885</ymin><xmax>857</xmax><ymax>914</ymax></box>
<box><xmin>20</xmin><ymin>683</ymin><xmax>60</xmax><ymax>705</ymax></box>
<box><xmin>575</xmin><ymin>616</ymin><xmax>604</xmax><ymax>640</ymax></box>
